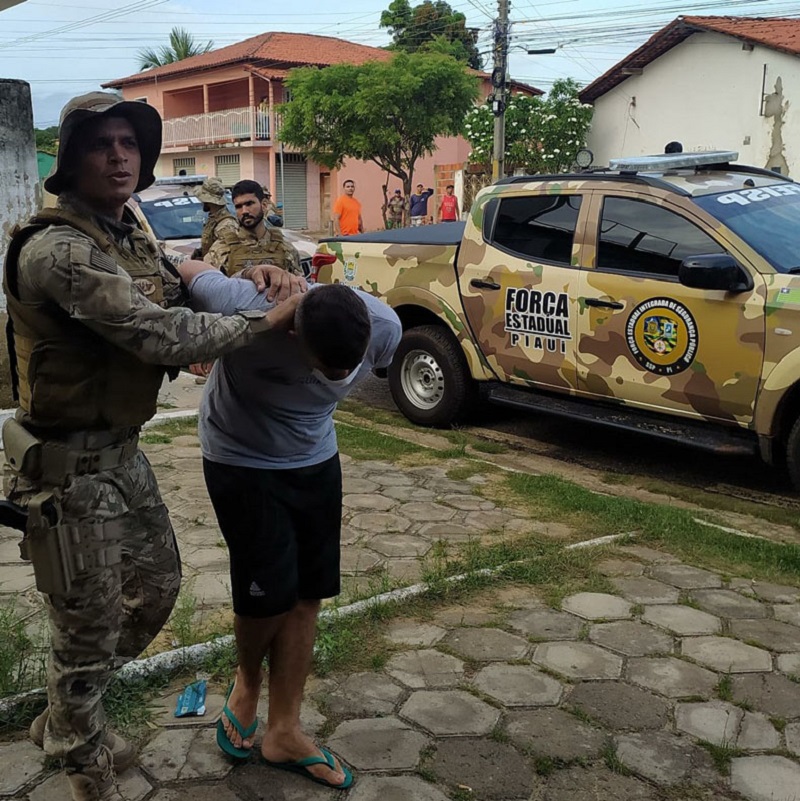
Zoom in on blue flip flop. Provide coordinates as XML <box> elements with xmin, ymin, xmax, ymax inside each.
<box><xmin>216</xmin><ymin>682</ymin><xmax>258</xmax><ymax>760</ymax></box>
<box><xmin>261</xmin><ymin>746</ymin><xmax>353</xmax><ymax>789</ymax></box>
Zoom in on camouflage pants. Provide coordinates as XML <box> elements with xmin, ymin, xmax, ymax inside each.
<box><xmin>5</xmin><ymin>450</ymin><xmax>181</xmax><ymax>766</ymax></box>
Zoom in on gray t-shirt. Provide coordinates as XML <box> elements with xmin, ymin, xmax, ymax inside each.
<box><xmin>188</xmin><ymin>270</ymin><xmax>402</xmax><ymax>469</ymax></box>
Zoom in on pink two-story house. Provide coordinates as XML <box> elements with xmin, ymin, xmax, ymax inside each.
<box><xmin>105</xmin><ymin>32</ymin><xmax>540</xmax><ymax>231</ymax></box>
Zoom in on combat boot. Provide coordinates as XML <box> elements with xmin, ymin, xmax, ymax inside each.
<box><xmin>30</xmin><ymin>709</ymin><xmax>137</xmax><ymax>773</ymax></box>
<box><xmin>66</xmin><ymin>745</ymin><xmax>124</xmax><ymax>801</ymax></box>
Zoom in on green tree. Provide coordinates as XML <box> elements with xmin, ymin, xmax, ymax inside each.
<box><xmin>464</xmin><ymin>78</ymin><xmax>593</xmax><ymax>174</ymax></box>
<box><xmin>280</xmin><ymin>53</ymin><xmax>478</xmax><ymax>214</ymax></box>
<box><xmin>34</xmin><ymin>126</ymin><xmax>59</xmax><ymax>155</ymax></box>
<box><xmin>137</xmin><ymin>27</ymin><xmax>214</xmax><ymax>71</ymax></box>
<box><xmin>380</xmin><ymin>0</ymin><xmax>482</xmax><ymax>69</ymax></box>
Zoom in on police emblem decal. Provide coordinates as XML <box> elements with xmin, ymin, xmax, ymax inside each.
<box><xmin>343</xmin><ymin>260</ymin><xmax>357</xmax><ymax>282</ymax></box>
<box><xmin>626</xmin><ymin>298</ymin><xmax>698</xmax><ymax>376</ymax></box>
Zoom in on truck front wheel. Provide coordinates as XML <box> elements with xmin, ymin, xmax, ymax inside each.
<box><xmin>388</xmin><ymin>325</ymin><xmax>474</xmax><ymax>427</ymax></box>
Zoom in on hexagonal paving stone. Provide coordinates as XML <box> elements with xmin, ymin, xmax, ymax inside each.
<box><xmin>596</xmin><ymin>559</ymin><xmax>645</xmax><ymax>578</ymax></box>
<box><xmin>342</xmin><ymin>494</ymin><xmax>397</xmax><ymax>511</ymax></box>
<box><xmin>776</xmin><ymin>652</ymin><xmax>800</xmax><ymax>675</ymax></box>
<box><xmin>611</xmin><ymin>577</ymin><xmax>679</xmax><ymax>605</ymax></box>
<box><xmin>473</xmin><ymin>663</ymin><xmax>563</xmax><ymax>707</ymax></box>
<box><xmin>327</xmin><ymin>716</ymin><xmax>429</xmax><ymax>771</ymax></box>
<box><xmin>324</xmin><ymin>672</ymin><xmax>405</xmax><ymax>717</ymax></box>
<box><xmin>773</xmin><ymin>604</ymin><xmax>800</xmax><ymax>627</ymax></box>
<box><xmin>375</xmin><ymin>473</ymin><xmax>416</xmax><ymax>487</ymax></box>
<box><xmin>368</xmin><ymin>534</ymin><xmax>431</xmax><ymax>558</ymax></box>
<box><xmin>690</xmin><ymin>589</ymin><xmax>767</xmax><ymax>619</ymax></box>
<box><xmin>507</xmin><ymin>607</ymin><xmax>583</xmax><ymax>640</ymax></box>
<box><xmin>396</xmin><ymin>502</ymin><xmax>455</xmax><ymax>522</ymax></box>
<box><xmin>675</xmin><ymin>701</ymin><xmax>742</xmax><ymax>746</ymax></box>
<box><xmin>588</xmin><ymin>620</ymin><xmax>674</xmax><ymax>657</ymax></box>
<box><xmin>434</xmin><ymin>605</ymin><xmax>499</xmax><ymax>627</ymax></box>
<box><xmin>627</xmin><ymin>657</ymin><xmax>718</xmax><ymax>699</ymax></box>
<box><xmin>400</xmin><ymin>690</ymin><xmax>499</xmax><ymax>735</ymax></box>
<box><xmin>418</xmin><ymin>522</ymin><xmax>476</xmax><ymax>542</ymax></box>
<box><xmin>441</xmin><ymin>494</ymin><xmax>496</xmax><ymax>511</ymax></box>
<box><xmin>682</xmin><ymin>635</ymin><xmax>772</xmax><ymax>673</ymax></box>
<box><xmin>0</xmin><ymin>741</ymin><xmax>48</xmax><ymax>795</ymax></box>
<box><xmin>561</xmin><ymin>592</ymin><xmax>633</xmax><ymax>621</ymax></box>
<box><xmin>347</xmin><ymin>775</ymin><xmax>451</xmax><ymax>801</ymax></box>
<box><xmin>615</xmin><ymin>731</ymin><xmax>716</xmax><ymax>787</ymax></box>
<box><xmin>731</xmin><ymin>755</ymin><xmax>800</xmax><ymax>801</ymax></box>
<box><xmin>342</xmin><ymin>477</ymin><xmax>380</xmax><ymax>494</ymax></box>
<box><xmin>339</xmin><ymin>547</ymin><xmax>383</xmax><ymax>575</ymax></box>
<box><xmin>538</xmin><ymin>765</ymin><xmax>655</xmax><ymax>801</ymax></box>
<box><xmin>533</xmin><ymin>642</ymin><xmax>623</xmax><ymax>680</ymax></box>
<box><xmin>618</xmin><ymin>546</ymin><xmax>680</xmax><ymax>564</ymax></box>
<box><xmin>139</xmin><ymin>728</ymin><xmax>232</xmax><ymax>781</ymax></box>
<box><xmin>786</xmin><ymin>721</ymin><xmax>800</xmax><ymax>756</ymax></box>
<box><xmin>641</xmin><ymin>604</ymin><xmax>721</xmax><ymax>636</ymax></box>
<box><xmin>731</xmin><ymin>673</ymin><xmax>800</xmax><ymax>718</ymax></box>
<box><xmin>729</xmin><ymin>619</ymin><xmax>800</xmax><ymax>653</ymax></box>
<box><xmin>382</xmin><ymin>485</ymin><xmax>436</xmax><ymax>502</ymax></box>
<box><xmin>432</xmin><ymin>737</ymin><xmax>536</xmax><ymax>800</ymax></box>
<box><xmin>738</xmin><ymin>710</ymin><xmax>782</xmax><ymax>751</ymax></box>
<box><xmin>348</xmin><ymin>513</ymin><xmax>411</xmax><ymax>533</ymax></box>
<box><xmin>443</xmin><ymin>627</ymin><xmax>530</xmax><ymax>661</ymax></box>
<box><xmin>30</xmin><ymin>769</ymin><xmax>152</xmax><ymax>801</ymax></box>
<box><xmin>385</xmin><ymin>621</ymin><xmax>447</xmax><ymax>647</ymax></box>
<box><xmin>650</xmin><ymin>564</ymin><xmax>722</xmax><ymax>589</ymax></box>
<box><xmin>229</xmin><ymin>763</ymin><xmax>335</xmax><ymax>800</ymax></box>
<box><xmin>567</xmin><ymin>682</ymin><xmax>669</xmax><ymax>730</ymax></box>
<box><xmin>748</xmin><ymin>581</ymin><xmax>800</xmax><ymax>603</ymax></box>
<box><xmin>504</xmin><ymin>708</ymin><xmax>606</xmax><ymax>761</ymax></box>
<box><xmin>386</xmin><ymin>649</ymin><xmax>465</xmax><ymax>689</ymax></box>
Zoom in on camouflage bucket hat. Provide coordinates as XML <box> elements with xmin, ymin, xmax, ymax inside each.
<box><xmin>44</xmin><ymin>91</ymin><xmax>162</xmax><ymax>196</ymax></box>
<box><xmin>195</xmin><ymin>177</ymin><xmax>226</xmax><ymax>205</ymax></box>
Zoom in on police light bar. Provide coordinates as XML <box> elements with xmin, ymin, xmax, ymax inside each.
<box><xmin>609</xmin><ymin>151</ymin><xmax>739</xmax><ymax>172</ymax></box>
<box><xmin>154</xmin><ymin>175</ymin><xmax>208</xmax><ymax>186</ymax></box>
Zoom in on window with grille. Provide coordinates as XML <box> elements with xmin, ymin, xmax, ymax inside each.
<box><xmin>173</xmin><ymin>157</ymin><xmax>195</xmax><ymax>176</ymax></box>
<box><xmin>215</xmin><ymin>154</ymin><xmax>241</xmax><ymax>186</ymax></box>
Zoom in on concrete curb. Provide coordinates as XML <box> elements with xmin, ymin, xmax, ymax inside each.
<box><xmin>0</xmin><ymin>534</ymin><xmax>626</xmax><ymax>718</ymax></box>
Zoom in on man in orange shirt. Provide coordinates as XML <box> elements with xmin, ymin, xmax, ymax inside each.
<box><xmin>332</xmin><ymin>179</ymin><xmax>364</xmax><ymax>236</ymax></box>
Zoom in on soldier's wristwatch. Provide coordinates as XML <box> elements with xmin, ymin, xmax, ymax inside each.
<box><xmin>237</xmin><ymin>309</ymin><xmax>272</xmax><ymax>334</ymax></box>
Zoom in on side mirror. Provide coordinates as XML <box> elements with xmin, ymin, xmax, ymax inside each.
<box><xmin>267</xmin><ymin>214</ymin><xmax>284</xmax><ymax>227</ymax></box>
<box><xmin>679</xmin><ymin>254</ymin><xmax>753</xmax><ymax>293</ymax></box>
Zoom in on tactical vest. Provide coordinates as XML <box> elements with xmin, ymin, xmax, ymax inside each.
<box><xmin>200</xmin><ymin>209</ymin><xmax>236</xmax><ymax>257</ymax></box>
<box><xmin>3</xmin><ymin>208</ymin><xmax>168</xmax><ymax>431</ymax></box>
<box><xmin>225</xmin><ymin>234</ymin><xmax>292</xmax><ymax>276</ymax></box>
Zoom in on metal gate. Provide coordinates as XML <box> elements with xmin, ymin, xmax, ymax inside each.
<box><xmin>215</xmin><ymin>154</ymin><xmax>241</xmax><ymax>187</ymax></box>
<box><xmin>462</xmin><ymin>171</ymin><xmax>493</xmax><ymax>213</ymax></box>
<box><xmin>277</xmin><ymin>154</ymin><xmax>308</xmax><ymax>229</ymax></box>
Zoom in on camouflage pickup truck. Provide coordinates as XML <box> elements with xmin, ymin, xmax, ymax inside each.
<box><xmin>313</xmin><ymin>151</ymin><xmax>800</xmax><ymax>488</ymax></box>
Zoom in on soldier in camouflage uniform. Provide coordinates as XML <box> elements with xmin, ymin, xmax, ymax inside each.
<box><xmin>206</xmin><ymin>179</ymin><xmax>302</xmax><ymax>277</ymax></box>
<box><xmin>1</xmin><ymin>92</ymin><xmax>304</xmax><ymax>801</ymax></box>
<box><xmin>192</xmin><ymin>177</ymin><xmax>238</xmax><ymax>260</ymax></box>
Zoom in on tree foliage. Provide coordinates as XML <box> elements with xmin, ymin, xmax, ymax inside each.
<box><xmin>34</xmin><ymin>126</ymin><xmax>59</xmax><ymax>155</ymax></box>
<box><xmin>280</xmin><ymin>53</ymin><xmax>478</xmax><ymax>203</ymax></box>
<box><xmin>380</xmin><ymin>0</ymin><xmax>482</xmax><ymax>69</ymax></box>
<box><xmin>464</xmin><ymin>78</ymin><xmax>593</xmax><ymax>174</ymax></box>
<box><xmin>137</xmin><ymin>27</ymin><xmax>214</xmax><ymax>71</ymax></box>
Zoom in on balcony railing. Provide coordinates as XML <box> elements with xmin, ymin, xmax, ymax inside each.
<box><xmin>162</xmin><ymin>106</ymin><xmax>277</xmax><ymax>149</ymax></box>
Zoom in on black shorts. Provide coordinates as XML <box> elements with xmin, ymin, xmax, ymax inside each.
<box><xmin>202</xmin><ymin>455</ymin><xmax>342</xmax><ymax>618</ymax></box>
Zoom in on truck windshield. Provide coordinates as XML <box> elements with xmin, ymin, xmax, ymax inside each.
<box><xmin>139</xmin><ymin>196</ymin><xmax>205</xmax><ymax>240</ymax></box>
<box><xmin>694</xmin><ymin>185</ymin><xmax>800</xmax><ymax>274</ymax></box>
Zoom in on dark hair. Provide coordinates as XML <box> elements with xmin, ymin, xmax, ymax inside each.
<box><xmin>231</xmin><ymin>179</ymin><xmax>264</xmax><ymax>201</ymax></box>
<box><xmin>446</xmin><ymin>184</ymin><xmax>454</xmax><ymax>190</ymax></box>
<box><xmin>664</xmin><ymin>141</ymin><xmax>683</xmax><ymax>154</ymax></box>
<box><xmin>343</xmin><ymin>179</ymin><xmax>354</xmax><ymax>187</ymax></box>
<box><xmin>296</xmin><ymin>285</ymin><xmax>371</xmax><ymax>370</ymax></box>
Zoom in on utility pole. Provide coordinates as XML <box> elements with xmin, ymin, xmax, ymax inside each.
<box><xmin>491</xmin><ymin>0</ymin><xmax>510</xmax><ymax>182</ymax></box>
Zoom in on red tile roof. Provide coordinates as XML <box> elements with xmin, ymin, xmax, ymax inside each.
<box><xmin>580</xmin><ymin>16</ymin><xmax>800</xmax><ymax>104</ymax></box>
<box><xmin>104</xmin><ymin>32</ymin><xmax>393</xmax><ymax>88</ymax></box>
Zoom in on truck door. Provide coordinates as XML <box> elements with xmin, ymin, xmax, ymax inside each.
<box><xmin>576</xmin><ymin>192</ymin><xmax>765</xmax><ymax>424</ymax></box>
<box><xmin>459</xmin><ymin>191</ymin><xmax>586</xmax><ymax>393</ymax></box>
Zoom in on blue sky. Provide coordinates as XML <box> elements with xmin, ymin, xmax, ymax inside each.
<box><xmin>0</xmin><ymin>0</ymin><xmax>796</xmax><ymax>126</ymax></box>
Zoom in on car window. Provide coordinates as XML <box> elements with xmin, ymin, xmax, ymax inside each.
<box><xmin>598</xmin><ymin>197</ymin><xmax>724</xmax><ymax>278</ymax></box>
<box><xmin>492</xmin><ymin>195</ymin><xmax>582</xmax><ymax>265</ymax></box>
<box><xmin>138</xmin><ymin>195</ymin><xmax>206</xmax><ymax>240</ymax></box>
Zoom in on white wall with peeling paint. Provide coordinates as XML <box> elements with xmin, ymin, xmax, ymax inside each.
<box><xmin>586</xmin><ymin>32</ymin><xmax>800</xmax><ymax>178</ymax></box>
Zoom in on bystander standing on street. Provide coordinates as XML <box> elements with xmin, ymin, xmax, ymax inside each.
<box><xmin>438</xmin><ymin>184</ymin><xmax>460</xmax><ymax>223</ymax></box>
<box><xmin>387</xmin><ymin>189</ymin><xmax>405</xmax><ymax>228</ymax></box>
<box><xmin>332</xmin><ymin>179</ymin><xmax>363</xmax><ymax>236</ymax></box>
<box><xmin>409</xmin><ymin>184</ymin><xmax>434</xmax><ymax>226</ymax></box>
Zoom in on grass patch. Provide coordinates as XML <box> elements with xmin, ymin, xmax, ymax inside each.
<box><xmin>335</xmin><ymin>423</ymin><xmax>426</xmax><ymax>462</ymax></box>
<box><xmin>140</xmin><ymin>432</ymin><xmax>172</xmax><ymax>445</ymax></box>
<box><xmin>503</xmin><ymin>473</ymin><xmax>800</xmax><ymax>586</ymax></box>
<box><xmin>716</xmin><ymin>674</ymin><xmax>733</xmax><ymax>702</ymax></box>
<box><xmin>446</xmin><ymin>463</ymin><xmax>486</xmax><ymax>481</ymax></box>
<box><xmin>104</xmin><ymin>671</ymin><xmax>171</xmax><ymax>741</ymax></box>
<box><xmin>167</xmin><ymin>583</ymin><xmax>202</xmax><ymax>649</ymax></box>
<box><xmin>336</xmin><ymin>398</ymin><xmax>417</xmax><ymax>431</ymax></box>
<box><xmin>314</xmin><ymin>609</ymin><xmax>393</xmax><ymax>677</ymax></box>
<box><xmin>0</xmin><ymin>605</ymin><xmax>46</xmax><ymax>699</ymax></box>
<box><xmin>699</xmin><ymin>741</ymin><xmax>744</xmax><ymax>775</ymax></box>
<box><xmin>471</xmin><ymin>439</ymin><xmax>507</xmax><ymax>455</ymax></box>
<box><xmin>602</xmin><ymin>742</ymin><xmax>631</xmax><ymax>775</ymax></box>
<box><xmin>533</xmin><ymin>755</ymin><xmax>557</xmax><ymax>776</ymax></box>
<box><xmin>771</xmin><ymin>717</ymin><xmax>787</xmax><ymax>733</ymax></box>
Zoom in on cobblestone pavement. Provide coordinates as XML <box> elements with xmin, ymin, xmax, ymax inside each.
<box><xmin>1</xmin><ymin>375</ymin><xmax>800</xmax><ymax>800</ymax></box>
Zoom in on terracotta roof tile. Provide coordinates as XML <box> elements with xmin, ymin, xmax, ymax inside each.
<box><xmin>580</xmin><ymin>15</ymin><xmax>800</xmax><ymax>104</ymax></box>
<box><xmin>105</xmin><ymin>32</ymin><xmax>392</xmax><ymax>88</ymax></box>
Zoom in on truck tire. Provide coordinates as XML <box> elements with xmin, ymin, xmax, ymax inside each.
<box><xmin>786</xmin><ymin>415</ymin><xmax>800</xmax><ymax>492</ymax></box>
<box><xmin>388</xmin><ymin>325</ymin><xmax>474</xmax><ymax>427</ymax></box>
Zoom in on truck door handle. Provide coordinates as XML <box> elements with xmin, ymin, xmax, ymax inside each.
<box><xmin>470</xmin><ymin>278</ymin><xmax>501</xmax><ymax>290</ymax></box>
<box><xmin>585</xmin><ymin>297</ymin><xmax>624</xmax><ymax>310</ymax></box>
